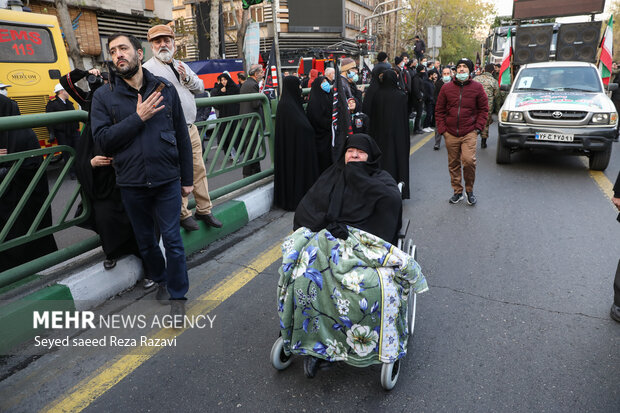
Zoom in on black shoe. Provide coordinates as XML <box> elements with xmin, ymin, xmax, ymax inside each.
<box><xmin>195</xmin><ymin>212</ymin><xmax>223</xmax><ymax>228</ymax></box>
<box><xmin>611</xmin><ymin>304</ymin><xmax>620</xmax><ymax>322</ymax></box>
<box><xmin>156</xmin><ymin>283</ymin><xmax>170</xmax><ymax>305</ymax></box>
<box><xmin>449</xmin><ymin>193</ymin><xmax>464</xmax><ymax>204</ymax></box>
<box><xmin>466</xmin><ymin>191</ymin><xmax>477</xmax><ymax>206</ymax></box>
<box><xmin>70</xmin><ymin>173</ymin><xmax>77</xmax><ymax>180</ymax></box>
<box><xmin>433</xmin><ymin>144</ymin><xmax>440</xmax><ymax>150</ymax></box>
<box><xmin>170</xmin><ymin>300</ymin><xmax>186</xmax><ymax>329</ymax></box>
<box><xmin>414</xmin><ymin>129</ymin><xmax>424</xmax><ymax>135</ymax></box>
<box><xmin>103</xmin><ymin>258</ymin><xmax>116</xmax><ymax>270</ymax></box>
<box><xmin>481</xmin><ymin>138</ymin><xmax>487</xmax><ymax>148</ymax></box>
<box><xmin>143</xmin><ymin>278</ymin><xmax>156</xmax><ymax>289</ymax></box>
<box><xmin>180</xmin><ymin>216</ymin><xmax>200</xmax><ymax>231</ymax></box>
<box><xmin>303</xmin><ymin>356</ymin><xmax>321</xmax><ymax>378</ymax></box>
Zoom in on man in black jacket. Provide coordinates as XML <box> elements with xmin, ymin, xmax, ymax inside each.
<box><xmin>91</xmin><ymin>33</ymin><xmax>193</xmax><ymax>321</ymax></box>
<box><xmin>433</xmin><ymin>67</ymin><xmax>452</xmax><ymax>149</ymax></box>
<box><xmin>611</xmin><ymin>170</ymin><xmax>620</xmax><ymax>322</ymax></box>
<box><xmin>46</xmin><ymin>83</ymin><xmax>80</xmax><ymax>179</ymax></box>
<box><xmin>408</xmin><ymin>61</ymin><xmax>424</xmax><ymax>134</ymax></box>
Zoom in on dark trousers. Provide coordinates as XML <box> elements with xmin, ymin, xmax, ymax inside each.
<box><xmin>424</xmin><ymin>102</ymin><xmax>435</xmax><ymax>128</ymax></box>
<box><xmin>413</xmin><ymin>100</ymin><xmax>424</xmax><ymax>132</ymax></box>
<box><xmin>120</xmin><ymin>180</ymin><xmax>189</xmax><ymax>300</ymax></box>
<box><xmin>614</xmin><ymin>258</ymin><xmax>620</xmax><ymax>306</ymax></box>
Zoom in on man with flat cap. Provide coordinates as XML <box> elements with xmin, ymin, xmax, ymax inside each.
<box><xmin>144</xmin><ymin>24</ymin><xmax>222</xmax><ymax>232</ymax></box>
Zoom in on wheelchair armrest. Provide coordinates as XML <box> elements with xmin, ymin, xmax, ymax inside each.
<box><xmin>398</xmin><ymin>218</ymin><xmax>410</xmax><ymax>240</ymax></box>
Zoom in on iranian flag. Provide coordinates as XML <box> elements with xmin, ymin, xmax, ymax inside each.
<box><xmin>599</xmin><ymin>16</ymin><xmax>613</xmax><ymax>86</ymax></box>
<box><xmin>499</xmin><ymin>28</ymin><xmax>512</xmax><ymax>87</ymax></box>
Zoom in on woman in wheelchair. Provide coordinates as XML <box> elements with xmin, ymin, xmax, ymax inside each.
<box><xmin>293</xmin><ymin>133</ymin><xmax>402</xmax><ymax>245</ymax></box>
<box><xmin>274</xmin><ymin>134</ymin><xmax>428</xmax><ymax>384</ymax></box>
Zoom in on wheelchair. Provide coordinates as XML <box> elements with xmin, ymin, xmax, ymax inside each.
<box><xmin>270</xmin><ymin>183</ymin><xmax>420</xmax><ymax>391</ymax></box>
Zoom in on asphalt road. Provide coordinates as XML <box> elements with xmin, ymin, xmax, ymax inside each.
<box><xmin>1</xmin><ymin>124</ymin><xmax>619</xmax><ymax>412</ymax></box>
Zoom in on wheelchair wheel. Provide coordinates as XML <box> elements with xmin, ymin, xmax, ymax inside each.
<box><xmin>380</xmin><ymin>359</ymin><xmax>401</xmax><ymax>390</ymax></box>
<box><xmin>270</xmin><ymin>337</ymin><xmax>293</xmax><ymax>370</ymax></box>
<box><xmin>407</xmin><ymin>243</ymin><xmax>417</xmax><ymax>336</ymax></box>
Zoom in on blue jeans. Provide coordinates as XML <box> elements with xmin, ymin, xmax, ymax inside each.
<box><xmin>120</xmin><ymin>180</ymin><xmax>189</xmax><ymax>300</ymax></box>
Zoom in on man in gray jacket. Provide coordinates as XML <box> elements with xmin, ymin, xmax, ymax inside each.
<box><xmin>144</xmin><ymin>24</ymin><xmax>222</xmax><ymax>232</ymax></box>
<box><xmin>239</xmin><ymin>64</ymin><xmax>265</xmax><ymax>178</ymax></box>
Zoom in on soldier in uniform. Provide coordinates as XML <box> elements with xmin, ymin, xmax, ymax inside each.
<box><xmin>473</xmin><ymin>63</ymin><xmax>499</xmax><ymax>148</ymax></box>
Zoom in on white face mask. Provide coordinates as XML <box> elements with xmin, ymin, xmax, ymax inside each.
<box><xmin>0</xmin><ymin>89</ymin><xmax>7</xmax><ymax>96</ymax></box>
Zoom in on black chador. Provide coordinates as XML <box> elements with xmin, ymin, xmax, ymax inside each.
<box><xmin>273</xmin><ymin>76</ymin><xmax>320</xmax><ymax>211</ymax></box>
<box><xmin>305</xmin><ymin>76</ymin><xmax>333</xmax><ymax>174</ymax></box>
<box><xmin>294</xmin><ymin>134</ymin><xmax>402</xmax><ymax>245</ymax></box>
<box><xmin>369</xmin><ymin>70</ymin><xmax>411</xmax><ymax>199</ymax></box>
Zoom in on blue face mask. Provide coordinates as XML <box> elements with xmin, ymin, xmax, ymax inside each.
<box><xmin>456</xmin><ymin>73</ymin><xmax>469</xmax><ymax>82</ymax></box>
<box><xmin>348</xmin><ymin>72</ymin><xmax>359</xmax><ymax>83</ymax></box>
<box><xmin>321</xmin><ymin>81</ymin><xmax>331</xmax><ymax>93</ymax></box>
<box><xmin>442</xmin><ymin>75</ymin><xmax>452</xmax><ymax>83</ymax></box>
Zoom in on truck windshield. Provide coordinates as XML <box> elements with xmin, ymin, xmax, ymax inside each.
<box><xmin>514</xmin><ymin>66</ymin><xmax>602</xmax><ymax>92</ymax></box>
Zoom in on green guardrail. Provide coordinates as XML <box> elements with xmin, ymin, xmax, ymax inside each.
<box><xmin>0</xmin><ymin>92</ymin><xmax>275</xmax><ymax>289</ymax></box>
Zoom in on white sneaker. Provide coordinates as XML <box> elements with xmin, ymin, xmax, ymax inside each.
<box><xmin>422</xmin><ymin>127</ymin><xmax>434</xmax><ymax>133</ymax></box>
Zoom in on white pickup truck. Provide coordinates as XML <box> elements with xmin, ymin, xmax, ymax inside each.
<box><xmin>497</xmin><ymin>61</ymin><xmax>618</xmax><ymax>170</ymax></box>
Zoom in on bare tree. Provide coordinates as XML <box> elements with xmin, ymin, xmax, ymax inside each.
<box><xmin>227</xmin><ymin>0</ymin><xmax>250</xmax><ymax>70</ymax></box>
<box><xmin>210</xmin><ymin>0</ymin><xmax>220</xmax><ymax>59</ymax></box>
<box><xmin>54</xmin><ymin>0</ymin><xmax>85</xmax><ymax>70</ymax></box>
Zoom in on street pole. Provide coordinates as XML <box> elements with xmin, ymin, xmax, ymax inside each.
<box><xmin>272</xmin><ymin>0</ymin><xmax>283</xmax><ymax>97</ymax></box>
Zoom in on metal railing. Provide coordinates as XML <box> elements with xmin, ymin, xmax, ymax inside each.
<box><xmin>0</xmin><ymin>92</ymin><xmax>275</xmax><ymax>289</ymax></box>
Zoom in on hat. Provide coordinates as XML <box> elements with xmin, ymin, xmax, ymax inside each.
<box><xmin>394</xmin><ymin>56</ymin><xmax>403</xmax><ymax>66</ymax></box>
<box><xmin>54</xmin><ymin>83</ymin><xmax>64</xmax><ymax>94</ymax></box>
<box><xmin>0</xmin><ymin>83</ymin><xmax>11</xmax><ymax>89</ymax></box>
<box><xmin>456</xmin><ymin>58</ymin><xmax>474</xmax><ymax>73</ymax></box>
<box><xmin>147</xmin><ymin>24</ymin><xmax>175</xmax><ymax>41</ymax></box>
<box><xmin>340</xmin><ymin>57</ymin><xmax>356</xmax><ymax>72</ymax></box>
<box><xmin>416</xmin><ymin>64</ymin><xmax>426</xmax><ymax>73</ymax></box>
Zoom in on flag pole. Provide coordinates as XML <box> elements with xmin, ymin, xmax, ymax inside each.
<box><xmin>272</xmin><ymin>0</ymin><xmax>282</xmax><ymax>98</ymax></box>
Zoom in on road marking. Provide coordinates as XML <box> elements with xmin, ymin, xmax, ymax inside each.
<box><xmin>410</xmin><ymin>132</ymin><xmax>435</xmax><ymax>156</ymax></box>
<box><xmin>44</xmin><ymin>136</ymin><xmax>433</xmax><ymax>413</ymax></box>
<box><xmin>43</xmin><ymin>243</ymin><xmax>282</xmax><ymax>413</ymax></box>
<box><xmin>581</xmin><ymin>159</ymin><xmax>614</xmax><ymax>201</ymax></box>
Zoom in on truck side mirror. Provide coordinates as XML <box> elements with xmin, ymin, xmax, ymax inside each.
<box><xmin>500</xmin><ymin>84</ymin><xmax>511</xmax><ymax>92</ymax></box>
<box><xmin>606</xmin><ymin>83</ymin><xmax>618</xmax><ymax>92</ymax></box>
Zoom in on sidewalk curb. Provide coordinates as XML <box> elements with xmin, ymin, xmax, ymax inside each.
<box><xmin>0</xmin><ymin>182</ymin><xmax>274</xmax><ymax>355</ymax></box>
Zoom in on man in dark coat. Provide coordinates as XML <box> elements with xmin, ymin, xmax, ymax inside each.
<box><xmin>611</xmin><ymin>170</ymin><xmax>620</xmax><ymax>322</ymax></box>
<box><xmin>413</xmin><ymin>35</ymin><xmax>426</xmax><ymax>61</ymax></box>
<box><xmin>239</xmin><ymin>64</ymin><xmax>265</xmax><ymax>178</ymax></box>
<box><xmin>90</xmin><ymin>33</ymin><xmax>193</xmax><ymax>320</ymax></box>
<box><xmin>294</xmin><ymin>133</ymin><xmax>402</xmax><ymax>245</ymax></box>
<box><xmin>369</xmin><ymin>70</ymin><xmax>411</xmax><ymax>199</ymax></box>
<box><xmin>274</xmin><ymin>76</ymin><xmax>319</xmax><ymax>211</ymax></box>
<box><xmin>408</xmin><ymin>61</ymin><xmax>424</xmax><ymax>134</ymax></box>
<box><xmin>435</xmin><ymin>58</ymin><xmax>488</xmax><ymax>206</ymax></box>
<box><xmin>0</xmin><ymin>94</ymin><xmax>58</xmax><ymax>271</ymax></box>
<box><xmin>46</xmin><ymin>83</ymin><xmax>80</xmax><ymax>179</ymax></box>
<box><xmin>375</xmin><ymin>51</ymin><xmax>392</xmax><ymax>73</ymax></box>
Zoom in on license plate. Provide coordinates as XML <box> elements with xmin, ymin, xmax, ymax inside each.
<box><xmin>535</xmin><ymin>132</ymin><xmax>574</xmax><ymax>142</ymax></box>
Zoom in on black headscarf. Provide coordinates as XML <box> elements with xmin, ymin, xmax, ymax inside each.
<box><xmin>369</xmin><ymin>69</ymin><xmax>411</xmax><ymax>199</ymax></box>
<box><xmin>294</xmin><ymin>133</ymin><xmax>402</xmax><ymax>244</ymax></box>
<box><xmin>274</xmin><ymin>76</ymin><xmax>319</xmax><ymax>211</ymax></box>
<box><xmin>306</xmin><ymin>76</ymin><xmax>333</xmax><ymax>173</ymax></box>
<box><xmin>212</xmin><ymin>72</ymin><xmax>240</xmax><ymax>118</ymax></box>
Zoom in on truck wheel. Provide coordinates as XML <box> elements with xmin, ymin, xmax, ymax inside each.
<box><xmin>589</xmin><ymin>147</ymin><xmax>612</xmax><ymax>171</ymax></box>
<box><xmin>496</xmin><ymin>137</ymin><xmax>511</xmax><ymax>164</ymax></box>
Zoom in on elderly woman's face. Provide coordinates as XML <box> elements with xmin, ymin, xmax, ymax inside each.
<box><xmin>345</xmin><ymin>147</ymin><xmax>369</xmax><ymax>164</ymax></box>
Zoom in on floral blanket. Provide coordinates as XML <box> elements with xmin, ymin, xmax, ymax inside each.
<box><xmin>277</xmin><ymin>226</ymin><xmax>428</xmax><ymax>367</ymax></box>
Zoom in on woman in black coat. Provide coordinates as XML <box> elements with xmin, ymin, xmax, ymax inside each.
<box><xmin>274</xmin><ymin>76</ymin><xmax>320</xmax><ymax>211</ymax></box>
<box><xmin>306</xmin><ymin>76</ymin><xmax>334</xmax><ymax>174</ymax></box>
<box><xmin>211</xmin><ymin>73</ymin><xmax>241</xmax><ymax>155</ymax></box>
<box><xmin>62</xmin><ymin>68</ymin><xmax>140</xmax><ymax>270</ymax></box>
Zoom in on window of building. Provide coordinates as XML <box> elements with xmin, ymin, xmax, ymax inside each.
<box><xmin>250</xmin><ymin>5</ymin><xmax>264</xmax><ymax>23</ymax></box>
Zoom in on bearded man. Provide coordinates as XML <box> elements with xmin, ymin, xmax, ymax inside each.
<box><xmin>90</xmin><ymin>32</ymin><xmax>193</xmax><ymax>322</ymax></box>
<box><xmin>143</xmin><ymin>24</ymin><xmax>222</xmax><ymax>232</ymax></box>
